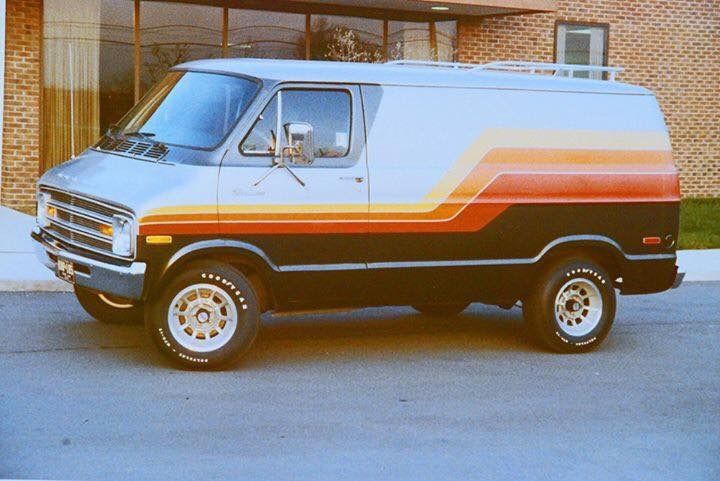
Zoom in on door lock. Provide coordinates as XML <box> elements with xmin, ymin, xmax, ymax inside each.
<box><xmin>340</xmin><ymin>176</ymin><xmax>364</xmax><ymax>183</ymax></box>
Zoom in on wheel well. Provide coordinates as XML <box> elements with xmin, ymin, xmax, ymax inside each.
<box><xmin>536</xmin><ymin>242</ymin><xmax>624</xmax><ymax>286</ymax></box>
<box><xmin>156</xmin><ymin>249</ymin><xmax>276</xmax><ymax>312</ymax></box>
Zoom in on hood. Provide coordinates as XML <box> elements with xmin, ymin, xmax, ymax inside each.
<box><xmin>38</xmin><ymin>149</ymin><xmax>219</xmax><ymax>220</ymax></box>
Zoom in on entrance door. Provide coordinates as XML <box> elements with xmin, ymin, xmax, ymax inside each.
<box><xmin>219</xmin><ymin>84</ymin><xmax>369</xmax><ymax>309</ymax></box>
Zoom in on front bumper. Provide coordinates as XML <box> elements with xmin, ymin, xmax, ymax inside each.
<box><xmin>32</xmin><ymin>227</ymin><xmax>146</xmax><ymax>300</ymax></box>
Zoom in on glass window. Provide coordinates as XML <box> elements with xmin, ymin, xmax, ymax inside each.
<box><xmin>311</xmin><ymin>15</ymin><xmax>384</xmax><ymax>62</ymax></box>
<box><xmin>556</xmin><ymin>23</ymin><xmax>608</xmax><ymax>80</ymax></box>
<box><xmin>117</xmin><ymin>71</ymin><xmax>259</xmax><ymax>149</ymax></box>
<box><xmin>140</xmin><ymin>1</ymin><xmax>223</xmax><ymax>93</ymax></box>
<box><xmin>241</xmin><ymin>96</ymin><xmax>279</xmax><ymax>155</ymax></box>
<box><xmin>388</xmin><ymin>21</ymin><xmax>431</xmax><ymax>61</ymax></box>
<box><xmin>42</xmin><ymin>0</ymin><xmax>135</xmax><ymax>170</ymax></box>
<box><xmin>242</xmin><ymin>90</ymin><xmax>351</xmax><ymax>159</ymax></box>
<box><xmin>228</xmin><ymin>9</ymin><xmax>305</xmax><ymax>59</ymax></box>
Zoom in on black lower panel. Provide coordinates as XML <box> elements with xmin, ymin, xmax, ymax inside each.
<box><xmin>143</xmin><ymin>202</ymin><xmax>679</xmax><ymax>309</ymax></box>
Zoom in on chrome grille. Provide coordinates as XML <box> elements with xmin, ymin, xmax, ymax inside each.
<box><xmin>40</xmin><ymin>187</ymin><xmax>135</xmax><ymax>260</ymax></box>
<box><xmin>94</xmin><ymin>136</ymin><xmax>168</xmax><ymax>161</ymax></box>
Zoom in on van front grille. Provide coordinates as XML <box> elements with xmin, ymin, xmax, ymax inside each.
<box><xmin>40</xmin><ymin>187</ymin><xmax>135</xmax><ymax>260</ymax></box>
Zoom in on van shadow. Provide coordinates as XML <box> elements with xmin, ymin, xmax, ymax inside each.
<box><xmin>63</xmin><ymin>304</ymin><xmax>538</xmax><ymax>369</ymax></box>
<box><xmin>241</xmin><ymin>304</ymin><xmax>537</xmax><ymax>369</ymax></box>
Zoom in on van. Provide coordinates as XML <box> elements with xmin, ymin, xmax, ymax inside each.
<box><xmin>32</xmin><ymin>59</ymin><xmax>682</xmax><ymax>368</ymax></box>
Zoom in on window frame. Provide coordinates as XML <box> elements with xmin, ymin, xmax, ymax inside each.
<box><xmin>553</xmin><ymin>20</ymin><xmax>610</xmax><ymax>78</ymax></box>
<box><xmin>239</xmin><ymin>86</ymin><xmax>354</xmax><ymax>163</ymax></box>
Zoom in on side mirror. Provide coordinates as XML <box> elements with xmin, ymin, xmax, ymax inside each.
<box><xmin>283</xmin><ymin>122</ymin><xmax>314</xmax><ymax>165</ymax></box>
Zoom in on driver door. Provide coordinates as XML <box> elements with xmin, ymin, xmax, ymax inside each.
<box><xmin>218</xmin><ymin>84</ymin><xmax>369</xmax><ymax>309</ymax></box>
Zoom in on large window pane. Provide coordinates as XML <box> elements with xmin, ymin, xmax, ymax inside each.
<box><xmin>388</xmin><ymin>21</ymin><xmax>431</xmax><ymax>61</ymax></box>
<box><xmin>228</xmin><ymin>9</ymin><xmax>305</xmax><ymax>59</ymax></box>
<box><xmin>556</xmin><ymin>23</ymin><xmax>608</xmax><ymax>80</ymax></box>
<box><xmin>140</xmin><ymin>1</ymin><xmax>222</xmax><ymax>93</ymax></box>
<box><xmin>42</xmin><ymin>0</ymin><xmax>134</xmax><ymax>169</ymax></box>
<box><xmin>311</xmin><ymin>15</ymin><xmax>383</xmax><ymax>62</ymax></box>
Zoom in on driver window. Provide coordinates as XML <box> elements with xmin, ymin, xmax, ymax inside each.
<box><xmin>241</xmin><ymin>96</ymin><xmax>278</xmax><ymax>155</ymax></box>
<box><xmin>240</xmin><ymin>89</ymin><xmax>351</xmax><ymax>159</ymax></box>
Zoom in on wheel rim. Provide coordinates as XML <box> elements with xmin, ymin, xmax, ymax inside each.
<box><xmin>554</xmin><ymin>278</ymin><xmax>603</xmax><ymax>337</ymax></box>
<box><xmin>167</xmin><ymin>283</ymin><xmax>238</xmax><ymax>353</ymax></box>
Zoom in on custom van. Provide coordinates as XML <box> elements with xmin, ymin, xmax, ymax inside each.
<box><xmin>32</xmin><ymin>59</ymin><xmax>682</xmax><ymax>368</ymax></box>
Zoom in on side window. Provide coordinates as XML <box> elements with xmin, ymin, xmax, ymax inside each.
<box><xmin>282</xmin><ymin>90</ymin><xmax>351</xmax><ymax>158</ymax></box>
<box><xmin>241</xmin><ymin>95</ymin><xmax>278</xmax><ymax>155</ymax></box>
<box><xmin>241</xmin><ymin>89</ymin><xmax>351</xmax><ymax>160</ymax></box>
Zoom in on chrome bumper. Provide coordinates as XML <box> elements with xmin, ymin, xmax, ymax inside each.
<box><xmin>32</xmin><ymin>227</ymin><xmax>146</xmax><ymax>300</ymax></box>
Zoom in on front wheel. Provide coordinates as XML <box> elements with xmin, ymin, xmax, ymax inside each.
<box><xmin>523</xmin><ymin>258</ymin><xmax>616</xmax><ymax>353</ymax></box>
<box><xmin>74</xmin><ymin>286</ymin><xmax>144</xmax><ymax>324</ymax></box>
<box><xmin>145</xmin><ymin>262</ymin><xmax>260</xmax><ymax>369</ymax></box>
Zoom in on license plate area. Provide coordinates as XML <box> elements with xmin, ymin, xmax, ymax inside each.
<box><xmin>56</xmin><ymin>257</ymin><xmax>76</xmax><ymax>284</ymax></box>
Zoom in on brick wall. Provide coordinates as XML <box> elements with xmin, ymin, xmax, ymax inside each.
<box><xmin>458</xmin><ymin>0</ymin><xmax>720</xmax><ymax>197</ymax></box>
<box><xmin>2</xmin><ymin>0</ymin><xmax>42</xmax><ymax>214</ymax></box>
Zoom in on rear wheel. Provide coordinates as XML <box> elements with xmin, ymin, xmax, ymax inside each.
<box><xmin>412</xmin><ymin>302</ymin><xmax>470</xmax><ymax>317</ymax></box>
<box><xmin>74</xmin><ymin>286</ymin><xmax>144</xmax><ymax>324</ymax></box>
<box><xmin>523</xmin><ymin>258</ymin><xmax>616</xmax><ymax>353</ymax></box>
<box><xmin>145</xmin><ymin>262</ymin><xmax>260</xmax><ymax>369</ymax></box>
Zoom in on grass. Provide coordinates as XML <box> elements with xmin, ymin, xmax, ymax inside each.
<box><xmin>679</xmin><ymin>198</ymin><xmax>720</xmax><ymax>249</ymax></box>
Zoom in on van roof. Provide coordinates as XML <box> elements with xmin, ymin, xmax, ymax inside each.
<box><xmin>175</xmin><ymin>58</ymin><xmax>652</xmax><ymax>96</ymax></box>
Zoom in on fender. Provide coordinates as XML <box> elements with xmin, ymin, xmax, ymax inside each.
<box><xmin>535</xmin><ymin>234</ymin><xmax>675</xmax><ymax>264</ymax></box>
<box><xmin>161</xmin><ymin>239</ymin><xmax>281</xmax><ymax>279</ymax></box>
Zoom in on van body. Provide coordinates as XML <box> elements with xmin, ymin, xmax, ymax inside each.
<box><xmin>32</xmin><ymin>59</ymin><xmax>682</xmax><ymax>368</ymax></box>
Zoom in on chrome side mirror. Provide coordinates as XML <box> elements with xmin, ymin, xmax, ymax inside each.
<box><xmin>283</xmin><ymin>122</ymin><xmax>315</xmax><ymax>165</ymax></box>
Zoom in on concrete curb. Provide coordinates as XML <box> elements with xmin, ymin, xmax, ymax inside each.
<box><xmin>0</xmin><ymin>280</ymin><xmax>72</xmax><ymax>292</ymax></box>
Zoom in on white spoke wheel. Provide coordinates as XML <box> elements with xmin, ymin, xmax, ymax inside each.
<box><xmin>553</xmin><ymin>279</ymin><xmax>603</xmax><ymax>337</ymax></box>
<box><xmin>168</xmin><ymin>284</ymin><xmax>239</xmax><ymax>353</ymax></box>
<box><xmin>145</xmin><ymin>263</ymin><xmax>260</xmax><ymax>369</ymax></box>
<box><xmin>523</xmin><ymin>258</ymin><xmax>616</xmax><ymax>353</ymax></box>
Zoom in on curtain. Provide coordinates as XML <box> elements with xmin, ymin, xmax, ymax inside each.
<box><xmin>42</xmin><ymin>0</ymin><xmax>101</xmax><ymax>169</ymax></box>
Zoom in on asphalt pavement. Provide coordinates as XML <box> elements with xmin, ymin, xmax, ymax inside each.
<box><xmin>1</xmin><ymin>283</ymin><xmax>719</xmax><ymax>480</ymax></box>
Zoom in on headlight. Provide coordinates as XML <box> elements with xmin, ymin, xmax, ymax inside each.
<box><xmin>37</xmin><ymin>192</ymin><xmax>51</xmax><ymax>227</ymax></box>
<box><xmin>111</xmin><ymin>215</ymin><xmax>134</xmax><ymax>257</ymax></box>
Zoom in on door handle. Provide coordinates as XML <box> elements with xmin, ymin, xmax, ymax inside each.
<box><xmin>339</xmin><ymin>176</ymin><xmax>365</xmax><ymax>183</ymax></box>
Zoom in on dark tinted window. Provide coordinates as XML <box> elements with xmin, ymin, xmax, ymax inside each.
<box><xmin>242</xmin><ymin>89</ymin><xmax>351</xmax><ymax>158</ymax></box>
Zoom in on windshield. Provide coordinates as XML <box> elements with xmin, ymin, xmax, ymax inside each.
<box><xmin>115</xmin><ymin>71</ymin><xmax>259</xmax><ymax>149</ymax></box>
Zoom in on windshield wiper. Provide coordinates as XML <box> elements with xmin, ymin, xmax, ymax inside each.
<box><xmin>123</xmin><ymin>131</ymin><xmax>156</xmax><ymax>139</ymax></box>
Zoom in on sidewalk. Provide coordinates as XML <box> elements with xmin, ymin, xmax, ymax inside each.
<box><xmin>0</xmin><ymin>206</ymin><xmax>71</xmax><ymax>291</ymax></box>
<box><xmin>0</xmin><ymin>206</ymin><xmax>718</xmax><ymax>291</ymax></box>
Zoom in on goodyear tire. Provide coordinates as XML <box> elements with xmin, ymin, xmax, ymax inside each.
<box><xmin>145</xmin><ymin>262</ymin><xmax>259</xmax><ymax>369</ymax></box>
<box><xmin>523</xmin><ymin>258</ymin><xmax>616</xmax><ymax>353</ymax></box>
<box><xmin>412</xmin><ymin>302</ymin><xmax>470</xmax><ymax>317</ymax></box>
<box><xmin>74</xmin><ymin>286</ymin><xmax>144</xmax><ymax>324</ymax></box>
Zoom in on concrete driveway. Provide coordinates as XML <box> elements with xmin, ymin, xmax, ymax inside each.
<box><xmin>1</xmin><ymin>283</ymin><xmax>719</xmax><ymax>480</ymax></box>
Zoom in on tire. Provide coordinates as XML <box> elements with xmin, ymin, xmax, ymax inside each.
<box><xmin>74</xmin><ymin>285</ymin><xmax>144</xmax><ymax>324</ymax></box>
<box><xmin>523</xmin><ymin>258</ymin><xmax>616</xmax><ymax>353</ymax></box>
<box><xmin>412</xmin><ymin>302</ymin><xmax>470</xmax><ymax>317</ymax></box>
<box><xmin>144</xmin><ymin>262</ymin><xmax>260</xmax><ymax>369</ymax></box>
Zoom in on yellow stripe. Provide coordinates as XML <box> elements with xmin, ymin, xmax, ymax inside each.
<box><xmin>141</xmin><ymin>129</ymin><xmax>672</xmax><ymax>221</ymax></box>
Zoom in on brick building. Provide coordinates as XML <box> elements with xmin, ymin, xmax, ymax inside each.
<box><xmin>1</xmin><ymin>0</ymin><xmax>718</xmax><ymax>214</ymax></box>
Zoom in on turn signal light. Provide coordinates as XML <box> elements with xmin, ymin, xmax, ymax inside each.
<box><xmin>46</xmin><ymin>205</ymin><xmax>57</xmax><ymax>219</ymax></box>
<box><xmin>99</xmin><ymin>224</ymin><xmax>113</xmax><ymax>237</ymax></box>
<box><xmin>642</xmin><ymin>236</ymin><xmax>662</xmax><ymax>245</ymax></box>
<box><xmin>146</xmin><ymin>235</ymin><xmax>173</xmax><ymax>245</ymax></box>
